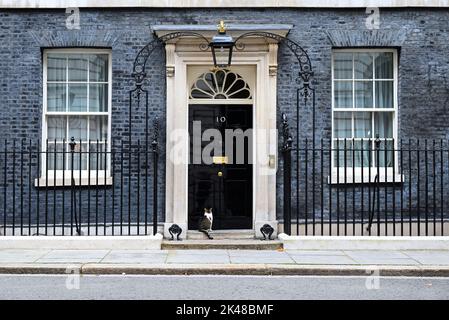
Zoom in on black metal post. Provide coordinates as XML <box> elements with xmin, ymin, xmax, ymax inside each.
<box><xmin>151</xmin><ymin>119</ymin><xmax>159</xmax><ymax>236</ymax></box>
<box><xmin>69</xmin><ymin>137</ymin><xmax>81</xmax><ymax>236</ymax></box>
<box><xmin>282</xmin><ymin>114</ymin><xmax>292</xmax><ymax>235</ymax></box>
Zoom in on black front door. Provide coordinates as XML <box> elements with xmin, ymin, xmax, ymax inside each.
<box><xmin>188</xmin><ymin>104</ymin><xmax>253</xmax><ymax>230</ymax></box>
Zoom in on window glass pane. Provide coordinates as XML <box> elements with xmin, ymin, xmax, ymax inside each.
<box><xmin>354</xmin><ymin>140</ymin><xmax>371</xmax><ymax>167</ymax></box>
<box><xmin>375</xmin><ymin>81</ymin><xmax>393</xmax><ymax>108</ymax></box>
<box><xmin>47</xmin><ymin>54</ymin><xmax>66</xmax><ymax>81</ymax></box>
<box><xmin>354</xmin><ymin>53</ymin><xmax>373</xmax><ymax>79</ymax></box>
<box><xmin>47</xmin><ymin>84</ymin><xmax>66</xmax><ymax>112</ymax></box>
<box><xmin>376</xmin><ymin>140</ymin><xmax>394</xmax><ymax>168</ymax></box>
<box><xmin>190</xmin><ymin>89</ymin><xmax>211</xmax><ymax>99</ymax></box>
<box><xmin>89</xmin><ymin>143</ymin><xmax>107</xmax><ymax>170</ymax></box>
<box><xmin>354</xmin><ymin>112</ymin><xmax>372</xmax><ymax>138</ymax></box>
<box><xmin>355</xmin><ymin>81</ymin><xmax>373</xmax><ymax>108</ymax></box>
<box><xmin>334</xmin><ymin>81</ymin><xmax>352</xmax><ymax>108</ymax></box>
<box><xmin>89</xmin><ymin>54</ymin><xmax>108</xmax><ymax>82</ymax></box>
<box><xmin>68</xmin><ymin>55</ymin><xmax>88</xmax><ymax>81</ymax></box>
<box><xmin>68</xmin><ymin>84</ymin><xmax>87</xmax><ymax>112</ymax></box>
<box><xmin>89</xmin><ymin>84</ymin><xmax>108</xmax><ymax>112</ymax></box>
<box><xmin>47</xmin><ymin>143</ymin><xmax>65</xmax><ymax>170</ymax></box>
<box><xmin>334</xmin><ymin>140</ymin><xmax>353</xmax><ymax>167</ymax></box>
<box><xmin>375</xmin><ymin>52</ymin><xmax>393</xmax><ymax>79</ymax></box>
<box><xmin>68</xmin><ymin>143</ymin><xmax>87</xmax><ymax>170</ymax></box>
<box><xmin>68</xmin><ymin>116</ymin><xmax>88</xmax><ymax>141</ymax></box>
<box><xmin>374</xmin><ymin>112</ymin><xmax>393</xmax><ymax>138</ymax></box>
<box><xmin>89</xmin><ymin>116</ymin><xmax>108</xmax><ymax>142</ymax></box>
<box><xmin>334</xmin><ymin>111</ymin><xmax>352</xmax><ymax>138</ymax></box>
<box><xmin>47</xmin><ymin>116</ymin><xmax>66</xmax><ymax>140</ymax></box>
<box><xmin>374</xmin><ymin>52</ymin><xmax>393</xmax><ymax>79</ymax></box>
<box><xmin>333</xmin><ymin>53</ymin><xmax>352</xmax><ymax>79</ymax></box>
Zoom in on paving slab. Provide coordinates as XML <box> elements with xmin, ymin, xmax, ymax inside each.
<box><xmin>402</xmin><ymin>250</ymin><xmax>449</xmax><ymax>265</ymax></box>
<box><xmin>0</xmin><ymin>249</ymin><xmax>50</xmax><ymax>263</ymax></box>
<box><xmin>1</xmin><ymin>248</ymin><xmax>449</xmax><ymax>274</ymax></box>
<box><xmin>166</xmin><ymin>250</ymin><xmax>230</xmax><ymax>264</ymax></box>
<box><xmin>285</xmin><ymin>250</ymin><xmax>347</xmax><ymax>256</ymax></box>
<box><xmin>36</xmin><ymin>250</ymin><xmax>110</xmax><ymax>263</ymax></box>
<box><xmin>228</xmin><ymin>250</ymin><xmax>295</xmax><ymax>264</ymax></box>
<box><xmin>287</xmin><ymin>253</ymin><xmax>356</xmax><ymax>265</ymax></box>
<box><xmin>344</xmin><ymin>250</ymin><xmax>420</xmax><ymax>265</ymax></box>
<box><xmin>166</xmin><ymin>249</ymin><xmax>228</xmax><ymax>255</ymax></box>
<box><xmin>101</xmin><ymin>250</ymin><xmax>168</xmax><ymax>264</ymax></box>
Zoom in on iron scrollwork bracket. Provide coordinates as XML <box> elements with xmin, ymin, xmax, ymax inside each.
<box><xmin>168</xmin><ymin>224</ymin><xmax>183</xmax><ymax>241</ymax></box>
<box><xmin>260</xmin><ymin>224</ymin><xmax>274</xmax><ymax>240</ymax></box>
<box><xmin>298</xmin><ymin>71</ymin><xmax>315</xmax><ymax>105</ymax></box>
<box><xmin>132</xmin><ymin>31</ymin><xmax>209</xmax><ymax>86</ymax></box>
<box><xmin>234</xmin><ymin>31</ymin><xmax>313</xmax><ymax>76</ymax></box>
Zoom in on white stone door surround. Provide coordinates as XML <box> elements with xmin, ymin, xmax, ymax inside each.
<box><xmin>154</xmin><ymin>24</ymin><xmax>292</xmax><ymax>239</ymax></box>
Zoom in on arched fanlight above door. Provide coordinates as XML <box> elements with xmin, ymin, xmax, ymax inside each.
<box><xmin>190</xmin><ymin>69</ymin><xmax>252</xmax><ymax>99</ymax></box>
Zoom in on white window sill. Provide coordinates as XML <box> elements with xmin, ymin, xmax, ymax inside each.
<box><xmin>34</xmin><ymin>177</ymin><xmax>113</xmax><ymax>187</ymax></box>
<box><xmin>328</xmin><ymin>173</ymin><xmax>404</xmax><ymax>185</ymax></box>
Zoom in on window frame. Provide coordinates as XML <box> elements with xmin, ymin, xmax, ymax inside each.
<box><xmin>330</xmin><ymin>48</ymin><xmax>400</xmax><ymax>184</ymax></box>
<box><xmin>39</xmin><ymin>48</ymin><xmax>112</xmax><ymax>186</ymax></box>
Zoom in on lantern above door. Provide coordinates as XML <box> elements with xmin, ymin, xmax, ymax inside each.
<box><xmin>209</xmin><ymin>21</ymin><xmax>235</xmax><ymax>69</ymax></box>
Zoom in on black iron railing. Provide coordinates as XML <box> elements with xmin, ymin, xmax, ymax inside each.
<box><xmin>0</xmin><ymin>138</ymin><xmax>159</xmax><ymax>236</ymax></box>
<box><xmin>282</xmin><ymin>135</ymin><xmax>449</xmax><ymax>236</ymax></box>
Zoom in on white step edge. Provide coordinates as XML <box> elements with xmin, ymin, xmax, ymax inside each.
<box><xmin>187</xmin><ymin>230</ymin><xmax>255</xmax><ymax>240</ymax></box>
<box><xmin>278</xmin><ymin>233</ymin><xmax>449</xmax><ymax>250</ymax></box>
<box><xmin>0</xmin><ymin>234</ymin><xmax>163</xmax><ymax>250</ymax></box>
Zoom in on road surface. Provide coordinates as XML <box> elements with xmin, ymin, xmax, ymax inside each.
<box><xmin>0</xmin><ymin>274</ymin><xmax>448</xmax><ymax>300</ymax></box>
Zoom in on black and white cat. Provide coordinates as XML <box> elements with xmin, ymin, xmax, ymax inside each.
<box><xmin>198</xmin><ymin>207</ymin><xmax>214</xmax><ymax>239</ymax></box>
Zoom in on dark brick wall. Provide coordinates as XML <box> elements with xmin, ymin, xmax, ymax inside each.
<box><xmin>0</xmin><ymin>8</ymin><xmax>448</xmax><ymax>231</ymax></box>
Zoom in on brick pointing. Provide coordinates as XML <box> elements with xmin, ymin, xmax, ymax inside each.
<box><xmin>0</xmin><ymin>8</ymin><xmax>448</xmax><ymax>227</ymax></box>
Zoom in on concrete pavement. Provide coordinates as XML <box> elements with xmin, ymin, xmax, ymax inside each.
<box><xmin>0</xmin><ymin>248</ymin><xmax>449</xmax><ymax>276</ymax></box>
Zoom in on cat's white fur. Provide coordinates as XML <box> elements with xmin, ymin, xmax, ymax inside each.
<box><xmin>204</xmin><ymin>209</ymin><xmax>213</xmax><ymax>231</ymax></box>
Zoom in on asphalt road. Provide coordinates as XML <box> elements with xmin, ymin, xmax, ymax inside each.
<box><xmin>0</xmin><ymin>275</ymin><xmax>448</xmax><ymax>300</ymax></box>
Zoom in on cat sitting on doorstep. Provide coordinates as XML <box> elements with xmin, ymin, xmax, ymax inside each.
<box><xmin>198</xmin><ymin>207</ymin><xmax>214</xmax><ymax>239</ymax></box>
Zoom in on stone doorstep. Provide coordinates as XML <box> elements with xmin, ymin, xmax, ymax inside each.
<box><xmin>162</xmin><ymin>239</ymin><xmax>283</xmax><ymax>250</ymax></box>
<box><xmin>186</xmin><ymin>230</ymin><xmax>255</xmax><ymax>240</ymax></box>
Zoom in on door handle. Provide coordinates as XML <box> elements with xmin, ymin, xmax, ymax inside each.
<box><xmin>217</xmin><ymin>171</ymin><xmax>223</xmax><ymax>177</ymax></box>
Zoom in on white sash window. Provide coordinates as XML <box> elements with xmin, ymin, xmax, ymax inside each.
<box><xmin>41</xmin><ymin>49</ymin><xmax>112</xmax><ymax>184</ymax></box>
<box><xmin>331</xmin><ymin>49</ymin><xmax>398</xmax><ymax>183</ymax></box>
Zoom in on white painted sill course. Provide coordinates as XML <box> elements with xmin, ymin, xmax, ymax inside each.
<box><xmin>34</xmin><ymin>177</ymin><xmax>113</xmax><ymax>187</ymax></box>
<box><xmin>279</xmin><ymin>233</ymin><xmax>449</xmax><ymax>250</ymax></box>
<box><xmin>0</xmin><ymin>234</ymin><xmax>163</xmax><ymax>250</ymax></box>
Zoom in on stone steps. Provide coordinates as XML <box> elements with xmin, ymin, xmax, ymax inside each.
<box><xmin>162</xmin><ymin>239</ymin><xmax>283</xmax><ymax>250</ymax></box>
<box><xmin>186</xmin><ymin>230</ymin><xmax>255</xmax><ymax>240</ymax></box>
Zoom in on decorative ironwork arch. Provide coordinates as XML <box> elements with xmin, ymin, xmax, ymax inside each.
<box><xmin>128</xmin><ymin>31</ymin><xmax>316</xmax><ymax>237</ymax></box>
<box><xmin>233</xmin><ymin>30</ymin><xmax>316</xmax><ymax>139</ymax></box>
<box><xmin>234</xmin><ymin>31</ymin><xmax>313</xmax><ymax>83</ymax></box>
<box><xmin>132</xmin><ymin>32</ymin><xmax>209</xmax><ymax>86</ymax></box>
<box><xmin>129</xmin><ymin>30</ymin><xmax>315</xmax><ymax>146</ymax></box>
<box><xmin>128</xmin><ymin>32</ymin><xmax>209</xmax><ymax>150</ymax></box>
